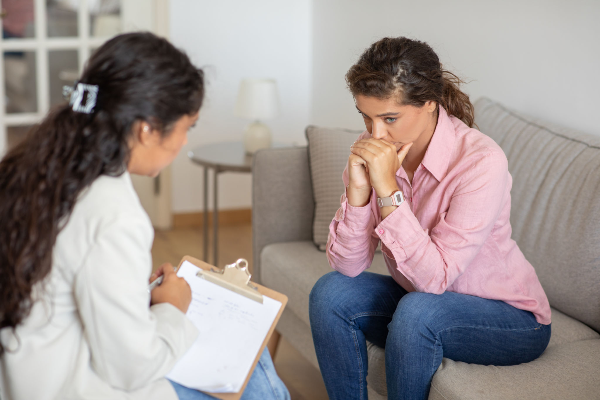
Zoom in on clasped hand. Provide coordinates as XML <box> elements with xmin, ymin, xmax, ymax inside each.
<box><xmin>347</xmin><ymin>138</ymin><xmax>412</xmax><ymax>206</ymax></box>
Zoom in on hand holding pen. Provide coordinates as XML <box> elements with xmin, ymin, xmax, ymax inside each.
<box><xmin>149</xmin><ymin>262</ymin><xmax>192</xmax><ymax>314</ymax></box>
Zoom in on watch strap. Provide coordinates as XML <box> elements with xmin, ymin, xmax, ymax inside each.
<box><xmin>377</xmin><ymin>190</ymin><xmax>404</xmax><ymax>208</ymax></box>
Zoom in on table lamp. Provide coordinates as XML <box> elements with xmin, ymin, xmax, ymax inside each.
<box><xmin>235</xmin><ymin>78</ymin><xmax>280</xmax><ymax>154</ymax></box>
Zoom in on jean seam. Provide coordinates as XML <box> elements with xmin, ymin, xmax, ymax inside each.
<box><xmin>431</xmin><ymin>337</ymin><xmax>442</xmax><ymax>380</ymax></box>
<box><xmin>258</xmin><ymin>355</ymin><xmax>282</xmax><ymax>400</ymax></box>
<box><xmin>435</xmin><ymin>323</ymin><xmax>547</xmax><ymax>336</ymax></box>
<box><xmin>350</xmin><ymin>326</ymin><xmax>366</xmax><ymax>399</ymax></box>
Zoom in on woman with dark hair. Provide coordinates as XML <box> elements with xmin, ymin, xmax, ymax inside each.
<box><xmin>309</xmin><ymin>37</ymin><xmax>551</xmax><ymax>400</ymax></box>
<box><xmin>0</xmin><ymin>32</ymin><xmax>289</xmax><ymax>400</ymax></box>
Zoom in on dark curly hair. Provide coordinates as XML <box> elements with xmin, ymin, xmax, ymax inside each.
<box><xmin>346</xmin><ymin>37</ymin><xmax>474</xmax><ymax>128</ymax></box>
<box><xmin>0</xmin><ymin>32</ymin><xmax>204</xmax><ymax>355</ymax></box>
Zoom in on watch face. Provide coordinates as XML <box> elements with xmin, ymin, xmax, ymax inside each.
<box><xmin>393</xmin><ymin>191</ymin><xmax>403</xmax><ymax>205</ymax></box>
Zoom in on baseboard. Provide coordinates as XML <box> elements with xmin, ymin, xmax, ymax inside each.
<box><xmin>173</xmin><ymin>208</ymin><xmax>252</xmax><ymax>229</ymax></box>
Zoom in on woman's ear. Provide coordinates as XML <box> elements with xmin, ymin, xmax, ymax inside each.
<box><xmin>426</xmin><ymin>101</ymin><xmax>437</xmax><ymax>114</ymax></box>
<box><xmin>134</xmin><ymin>121</ymin><xmax>159</xmax><ymax>147</ymax></box>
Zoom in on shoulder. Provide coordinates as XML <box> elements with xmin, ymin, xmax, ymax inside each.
<box><xmin>76</xmin><ymin>172</ymin><xmax>148</xmax><ymax>221</ymax></box>
<box><xmin>56</xmin><ymin>172</ymin><xmax>152</xmax><ymax>263</ymax></box>
<box><xmin>450</xmin><ymin>116</ymin><xmax>508</xmax><ymax>172</ymax></box>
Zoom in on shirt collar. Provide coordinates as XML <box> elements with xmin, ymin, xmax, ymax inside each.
<box><xmin>420</xmin><ymin>106</ymin><xmax>456</xmax><ymax>182</ymax></box>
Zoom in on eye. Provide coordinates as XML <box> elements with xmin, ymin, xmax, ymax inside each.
<box><xmin>385</xmin><ymin>117</ymin><xmax>397</xmax><ymax>123</ymax></box>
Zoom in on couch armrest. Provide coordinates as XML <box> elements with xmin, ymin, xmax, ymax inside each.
<box><xmin>252</xmin><ymin>146</ymin><xmax>315</xmax><ymax>284</ymax></box>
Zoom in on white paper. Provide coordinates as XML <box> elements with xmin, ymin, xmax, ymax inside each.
<box><xmin>166</xmin><ymin>261</ymin><xmax>282</xmax><ymax>393</ymax></box>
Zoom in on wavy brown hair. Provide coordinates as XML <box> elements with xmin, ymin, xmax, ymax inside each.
<box><xmin>0</xmin><ymin>32</ymin><xmax>204</xmax><ymax>355</ymax></box>
<box><xmin>346</xmin><ymin>37</ymin><xmax>474</xmax><ymax>128</ymax></box>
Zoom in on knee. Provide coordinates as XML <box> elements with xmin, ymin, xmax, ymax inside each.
<box><xmin>309</xmin><ymin>271</ymin><xmax>346</xmax><ymax>316</ymax></box>
<box><xmin>388</xmin><ymin>292</ymin><xmax>446</xmax><ymax>338</ymax></box>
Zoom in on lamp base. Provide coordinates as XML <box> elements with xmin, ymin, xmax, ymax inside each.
<box><xmin>244</xmin><ymin>121</ymin><xmax>272</xmax><ymax>154</ymax></box>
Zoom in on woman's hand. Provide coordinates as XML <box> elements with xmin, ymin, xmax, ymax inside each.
<box><xmin>346</xmin><ymin>151</ymin><xmax>372</xmax><ymax>207</ymax></box>
<box><xmin>350</xmin><ymin>139</ymin><xmax>413</xmax><ymax>197</ymax></box>
<box><xmin>150</xmin><ymin>262</ymin><xmax>192</xmax><ymax>314</ymax></box>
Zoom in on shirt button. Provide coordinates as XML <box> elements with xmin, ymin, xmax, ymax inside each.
<box><xmin>379</xmin><ymin>229</ymin><xmax>384</xmax><ymax>234</ymax></box>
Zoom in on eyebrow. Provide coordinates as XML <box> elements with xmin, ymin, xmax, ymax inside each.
<box><xmin>356</xmin><ymin>106</ymin><xmax>399</xmax><ymax>118</ymax></box>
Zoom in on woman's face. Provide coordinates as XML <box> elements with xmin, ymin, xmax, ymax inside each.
<box><xmin>354</xmin><ymin>94</ymin><xmax>437</xmax><ymax>151</ymax></box>
<box><xmin>128</xmin><ymin>112</ymin><xmax>199</xmax><ymax>177</ymax></box>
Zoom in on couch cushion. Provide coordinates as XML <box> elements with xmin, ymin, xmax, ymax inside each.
<box><xmin>261</xmin><ymin>241</ymin><xmax>388</xmax><ymax>327</ymax></box>
<box><xmin>429</xmin><ymin>339</ymin><xmax>600</xmax><ymax>400</ymax></box>
<box><xmin>305</xmin><ymin>126</ymin><xmax>363</xmax><ymax>250</ymax></box>
<box><xmin>475</xmin><ymin>98</ymin><xmax>600</xmax><ymax>332</ymax></box>
<box><xmin>365</xmin><ymin>307</ymin><xmax>600</xmax><ymax>398</ymax></box>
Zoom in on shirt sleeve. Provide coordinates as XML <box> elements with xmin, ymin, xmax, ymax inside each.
<box><xmin>326</xmin><ymin>166</ymin><xmax>380</xmax><ymax>278</ymax></box>
<box><xmin>376</xmin><ymin>151</ymin><xmax>510</xmax><ymax>294</ymax></box>
<box><xmin>73</xmin><ymin>213</ymin><xmax>199</xmax><ymax>391</ymax></box>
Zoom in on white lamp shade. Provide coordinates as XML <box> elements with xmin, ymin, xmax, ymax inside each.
<box><xmin>235</xmin><ymin>79</ymin><xmax>280</xmax><ymax>120</ymax></box>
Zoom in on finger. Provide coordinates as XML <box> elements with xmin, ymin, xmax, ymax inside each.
<box><xmin>379</xmin><ymin>139</ymin><xmax>400</xmax><ymax>152</ymax></box>
<box><xmin>159</xmin><ymin>263</ymin><xmax>176</xmax><ymax>279</ymax></box>
<box><xmin>150</xmin><ymin>263</ymin><xmax>169</xmax><ymax>283</ymax></box>
<box><xmin>397</xmin><ymin>142</ymin><xmax>414</xmax><ymax>164</ymax></box>
<box><xmin>358</xmin><ymin>138</ymin><xmax>390</xmax><ymax>149</ymax></box>
<box><xmin>353</xmin><ymin>139</ymin><xmax>386</xmax><ymax>153</ymax></box>
<box><xmin>354</xmin><ymin>140</ymin><xmax>396</xmax><ymax>160</ymax></box>
<box><xmin>349</xmin><ymin>154</ymin><xmax>367</xmax><ymax>165</ymax></box>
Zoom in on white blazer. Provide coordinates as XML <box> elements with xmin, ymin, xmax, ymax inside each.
<box><xmin>0</xmin><ymin>172</ymin><xmax>198</xmax><ymax>400</ymax></box>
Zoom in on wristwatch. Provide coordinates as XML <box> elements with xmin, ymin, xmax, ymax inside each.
<box><xmin>377</xmin><ymin>190</ymin><xmax>405</xmax><ymax>208</ymax></box>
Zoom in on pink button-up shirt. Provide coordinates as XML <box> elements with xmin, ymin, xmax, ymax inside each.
<box><xmin>327</xmin><ymin>107</ymin><xmax>551</xmax><ymax>325</ymax></box>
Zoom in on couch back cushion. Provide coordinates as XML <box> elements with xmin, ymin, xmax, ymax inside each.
<box><xmin>475</xmin><ymin>98</ymin><xmax>600</xmax><ymax>331</ymax></box>
<box><xmin>306</xmin><ymin>125</ymin><xmax>363</xmax><ymax>250</ymax></box>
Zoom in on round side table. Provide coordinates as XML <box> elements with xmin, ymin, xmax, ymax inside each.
<box><xmin>188</xmin><ymin>141</ymin><xmax>286</xmax><ymax>267</ymax></box>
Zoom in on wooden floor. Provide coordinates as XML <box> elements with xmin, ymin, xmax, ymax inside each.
<box><xmin>151</xmin><ymin>223</ymin><xmax>329</xmax><ymax>400</ymax></box>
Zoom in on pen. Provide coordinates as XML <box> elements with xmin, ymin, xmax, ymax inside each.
<box><xmin>148</xmin><ymin>265</ymin><xmax>180</xmax><ymax>293</ymax></box>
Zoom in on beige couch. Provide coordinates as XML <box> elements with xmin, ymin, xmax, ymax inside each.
<box><xmin>252</xmin><ymin>98</ymin><xmax>600</xmax><ymax>399</ymax></box>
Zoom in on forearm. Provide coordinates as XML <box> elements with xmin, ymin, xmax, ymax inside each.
<box><xmin>326</xmin><ymin>195</ymin><xmax>378</xmax><ymax>277</ymax></box>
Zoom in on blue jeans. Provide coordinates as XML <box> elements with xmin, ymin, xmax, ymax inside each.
<box><xmin>169</xmin><ymin>349</ymin><xmax>290</xmax><ymax>400</ymax></box>
<box><xmin>309</xmin><ymin>272</ymin><xmax>551</xmax><ymax>400</ymax></box>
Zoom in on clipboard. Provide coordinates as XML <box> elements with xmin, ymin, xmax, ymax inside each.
<box><xmin>173</xmin><ymin>255</ymin><xmax>288</xmax><ymax>400</ymax></box>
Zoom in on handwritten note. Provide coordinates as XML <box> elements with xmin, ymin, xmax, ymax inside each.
<box><xmin>166</xmin><ymin>261</ymin><xmax>282</xmax><ymax>393</ymax></box>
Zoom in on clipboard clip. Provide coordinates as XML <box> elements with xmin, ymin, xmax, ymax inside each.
<box><xmin>196</xmin><ymin>259</ymin><xmax>263</xmax><ymax>304</ymax></box>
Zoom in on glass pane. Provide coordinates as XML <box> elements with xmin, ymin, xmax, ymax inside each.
<box><xmin>47</xmin><ymin>0</ymin><xmax>79</xmax><ymax>38</ymax></box>
<box><xmin>91</xmin><ymin>0</ymin><xmax>121</xmax><ymax>37</ymax></box>
<box><xmin>49</xmin><ymin>50</ymin><xmax>79</xmax><ymax>108</ymax></box>
<box><xmin>4</xmin><ymin>51</ymin><xmax>37</xmax><ymax>114</ymax></box>
<box><xmin>2</xmin><ymin>0</ymin><xmax>35</xmax><ymax>39</ymax></box>
<box><xmin>7</xmin><ymin>125</ymin><xmax>35</xmax><ymax>150</ymax></box>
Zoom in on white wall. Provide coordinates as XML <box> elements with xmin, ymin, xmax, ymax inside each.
<box><xmin>311</xmin><ymin>0</ymin><xmax>600</xmax><ymax>136</ymax></box>
<box><xmin>169</xmin><ymin>0</ymin><xmax>311</xmax><ymax>213</ymax></box>
<box><xmin>169</xmin><ymin>0</ymin><xmax>599</xmax><ymax>214</ymax></box>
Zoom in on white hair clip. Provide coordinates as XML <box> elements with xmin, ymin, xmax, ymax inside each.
<box><xmin>62</xmin><ymin>82</ymin><xmax>99</xmax><ymax>114</ymax></box>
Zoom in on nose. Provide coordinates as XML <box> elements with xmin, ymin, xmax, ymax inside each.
<box><xmin>371</xmin><ymin>121</ymin><xmax>386</xmax><ymax>140</ymax></box>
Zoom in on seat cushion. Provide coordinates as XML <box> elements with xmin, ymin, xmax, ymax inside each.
<box><xmin>261</xmin><ymin>241</ymin><xmax>388</xmax><ymax>327</ymax></box>
<box><xmin>366</xmin><ymin>307</ymin><xmax>600</xmax><ymax>398</ymax></box>
<box><xmin>429</xmin><ymin>339</ymin><xmax>600</xmax><ymax>400</ymax></box>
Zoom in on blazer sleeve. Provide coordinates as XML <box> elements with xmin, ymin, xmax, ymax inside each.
<box><xmin>73</xmin><ymin>213</ymin><xmax>198</xmax><ymax>391</ymax></box>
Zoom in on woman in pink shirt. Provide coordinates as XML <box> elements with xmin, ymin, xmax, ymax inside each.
<box><xmin>309</xmin><ymin>37</ymin><xmax>551</xmax><ymax>400</ymax></box>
